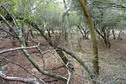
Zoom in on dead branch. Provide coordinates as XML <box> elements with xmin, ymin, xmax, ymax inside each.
<box><xmin>0</xmin><ymin>43</ymin><xmax>40</xmax><ymax>54</ymax></box>
<box><xmin>2</xmin><ymin>57</ymin><xmax>46</xmax><ymax>84</ymax></box>
<box><xmin>0</xmin><ymin>65</ymin><xmax>40</xmax><ymax>84</ymax></box>
<box><xmin>0</xmin><ymin>73</ymin><xmax>39</xmax><ymax>84</ymax></box>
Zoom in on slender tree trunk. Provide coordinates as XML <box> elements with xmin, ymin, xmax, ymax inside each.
<box><xmin>118</xmin><ymin>29</ymin><xmax>123</xmax><ymax>40</ymax></box>
<box><xmin>112</xmin><ymin>28</ymin><xmax>116</xmax><ymax>40</ymax></box>
<box><xmin>77</xmin><ymin>0</ymin><xmax>99</xmax><ymax>75</ymax></box>
<box><xmin>102</xmin><ymin>28</ymin><xmax>111</xmax><ymax>48</ymax></box>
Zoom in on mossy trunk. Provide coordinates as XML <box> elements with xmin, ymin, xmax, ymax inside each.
<box><xmin>77</xmin><ymin>0</ymin><xmax>99</xmax><ymax>75</ymax></box>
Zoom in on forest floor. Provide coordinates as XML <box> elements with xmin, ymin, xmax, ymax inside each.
<box><xmin>0</xmin><ymin>34</ymin><xmax>126</xmax><ymax>84</ymax></box>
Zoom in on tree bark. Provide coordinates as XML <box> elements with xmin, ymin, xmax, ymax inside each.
<box><xmin>77</xmin><ymin>0</ymin><xmax>99</xmax><ymax>75</ymax></box>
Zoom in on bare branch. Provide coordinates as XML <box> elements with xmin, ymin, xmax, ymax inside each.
<box><xmin>67</xmin><ymin>69</ymin><xmax>71</xmax><ymax>84</ymax></box>
<box><xmin>0</xmin><ymin>65</ymin><xmax>40</xmax><ymax>84</ymax></box>
<box><xmin>0</xmin><ymin>73</ymin><xmax>39</xmax><ymax>84</ymax></box>
<box><xmin>66</xmin><ymin>62</ymin><xmax>72</xmax><ymax>84</ymax></box>
<box><xmin>2</xmin><ymin>57</ymin><xmax>46</xmax><ymax>84</ymax></box>
<box><xmin>0</xmin><ymin>44</ymin><xmax>40</xmax><ymax>54</ymax></box>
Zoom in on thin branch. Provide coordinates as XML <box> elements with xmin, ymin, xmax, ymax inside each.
<box><xmin>0</xmin><ymin>44</ymin><xmax>40</xmax><ymax>54</ymax></box>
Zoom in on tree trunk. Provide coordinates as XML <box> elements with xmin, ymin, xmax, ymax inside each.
<box><xmin>77</xmin><ymin>0</ymin><xmax>99</xmax><ymax>75</ymax></box>
<box><xmin>112</xmin><ymin>28</ymin><xmax>116</xmax><ymax>40</ymax></box>
<box><xmin>102</xmin><ymin>28</ymin><xmax>111</xmax><ymax>48</ymax></box>
<box><xmin>117</xmin><ymin>29</ymin><xmax>123</xmax><ymax>40</ymax></box>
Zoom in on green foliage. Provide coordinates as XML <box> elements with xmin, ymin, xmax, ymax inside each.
<box><xmin>1</xmin><ymin>0</ymin><xmax>126</xmax><ymax>32</ymax></box>
<box><xmin>90</xmin><ymin>0</ymin><xmax>126</xmax><ymax>30</ymax></box>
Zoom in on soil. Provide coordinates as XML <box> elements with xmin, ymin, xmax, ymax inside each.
<box><xmin>0</xmin><ymin>34</ymin><xmax>126</xmax><ymax>84</ymax></box>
